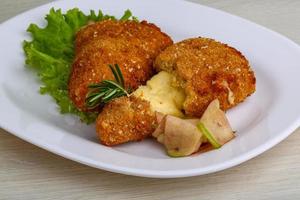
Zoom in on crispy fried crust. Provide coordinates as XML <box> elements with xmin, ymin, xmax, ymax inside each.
<box><xmin>69</xmin><ymin>20</ymin><xmax>173</xmax><ymax>111</ymax></box>
<box><xmin>154</xmin><ymin>38</ymin><xmax>256</xmax><ymax>117</ymax></box>
<box><xmin>96</xmin><ymin>96</ymin><xmax>156</xmax><ymax>146</ymax></box>
<box><xmin>69</xmin><ymin>37</ymin><xmax>152</xmax><ymax>110</ymax></box>
<box><xmin>75</xmin><ymin>20</ymin><xmax>172</xmax><ymax>58</ymax></box>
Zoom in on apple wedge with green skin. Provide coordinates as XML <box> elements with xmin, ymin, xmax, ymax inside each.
<box><xmin>152</xmin><ymin>99</ymin><xmax>234</xmax><ymax>157</ymax></box>
<box><xmin>197</xmin><ymin>99</ymin><xmax>235</xmax><ymax>148</ymax></box>
<box><xmin>163</xmin><ymin>115</ymin><xmax>203</xmax><ymax>157</ymax></box>
<box><xmin>186</xmin><ymin>119</ymin><xmax>208</xmax><ymax>143</ymax></box>
<box><xmin>197</xmin><ymin>122</ymin><xmax>221</xmax><ymax>148</ymax></box>
<box><xmin>152</xmin><ymin>112</ymin><xmax>167</xmax><ymax>144</ymax></box>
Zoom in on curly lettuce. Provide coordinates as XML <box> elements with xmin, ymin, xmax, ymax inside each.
<box><xmin>23</xmin><ymin>8</ymin><xmax>136</xmax><ymax>124</ymax></box>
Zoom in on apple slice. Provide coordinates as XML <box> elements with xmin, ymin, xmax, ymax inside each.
<box><xmin>152</xmin><ymin>112</ymin><xmax>167</xmax><ymax>144</ymax></box>
<box><xmin>197</xmin><ymin>99</ymin><xmax>234</xmax><ymax>148</ymax></box>
<box><xmin>163</xmin><ymin>115</ymin><xmax>202</xmax><ymax>157</ymax></box>
<box><xmin>197</xmin><ymin>122</ymin><xmax>221</xmax><ymax>148</ymax></box>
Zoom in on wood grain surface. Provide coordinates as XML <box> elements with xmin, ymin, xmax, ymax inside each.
<box><xmin>1</xmin><ymin>0</ymin><xmax>300</xmax><ymax>199</ymax></box>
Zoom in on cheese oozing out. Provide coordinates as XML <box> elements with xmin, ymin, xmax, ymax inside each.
<box><xmin>133</xmin><ymin>71</ymin><xmax>186</xmax><ymax>117</ymax></box>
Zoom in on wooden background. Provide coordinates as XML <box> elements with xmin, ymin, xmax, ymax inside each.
<box><xmin>1</xmin><ymin>0</ymin><xmax>300</xmax><ymax>199</ymax></box>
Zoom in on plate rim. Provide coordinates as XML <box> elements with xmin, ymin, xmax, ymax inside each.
<box><xmin>1</xmin><ymin>118</ymin><xmax>300</xmax><ymax>178</ymax></box>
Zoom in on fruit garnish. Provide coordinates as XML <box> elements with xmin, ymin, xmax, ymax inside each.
<box><xmin>197</xmin><ymin>122</ymin><xmax>221</xmax><ymax>149</ymax></box>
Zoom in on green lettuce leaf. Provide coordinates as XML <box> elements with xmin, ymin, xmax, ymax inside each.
<box><xmin>23</xmin><ymin>8</ymin><xmax>136</xmax><ymax>124</ymax></box>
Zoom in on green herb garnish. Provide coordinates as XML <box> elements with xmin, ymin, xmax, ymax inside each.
<box><xmin>85</xmin><ymin>64</ymin><xmax>129</xmax><ymax>108</ymax></box>
<box><xmin>23</xmin><ymin>8</ymin><xmax>137</xmax><ymax>124</ymax></box>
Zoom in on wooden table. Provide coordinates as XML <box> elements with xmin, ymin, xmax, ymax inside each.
<box><xmin>1</xmin><ymin>0</ymin><xmax>300</xmax><ymax>199</ymax></box>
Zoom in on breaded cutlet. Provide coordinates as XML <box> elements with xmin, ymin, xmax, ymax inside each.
<box><xmin>69</xmin><ymin>37</ymin><xmax>153</xmax><ymax>110</ymax></box>
<box><xmin>96</xmin><ymin>96</ymin><xmax>157</xmax><ymax>146</ymax></box>
<box><xmin>96</xmin><ymin>38</ymin><xmax>256</xmax><ymax>146</ymax></box>
<box><xmin>154</xmin><ymin>38</ymin><xmax>256</xmax><ymax>117</ymax></box>
<box><xmin>69</xmin><ymin>20</ymin><xmax>173</xmax><ymax>111</ymax></box>
<box><xmin>75</xmin><ymin>20</ymin><xmax>172</xmax><ymax>59</ymax></box>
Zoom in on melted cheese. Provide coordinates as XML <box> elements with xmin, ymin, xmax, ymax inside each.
<box><xmin>222</xmin><ymin>81</ymin><xmax>235</xmax><ymax>105</ymax></box>
<box><xmin>133</xmin><ymin>71</ymin><xmax>186</xmax><ymax>117</ymax></box>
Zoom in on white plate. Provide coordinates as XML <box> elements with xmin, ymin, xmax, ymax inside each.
<box><xmin>1</xmin><ymin>0</ymin><xmax>300</xmax><ymax>178</ymax></box>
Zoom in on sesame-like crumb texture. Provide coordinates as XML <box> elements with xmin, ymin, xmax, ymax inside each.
<box><xmin>96</xmin><ymin>96</ymin><xmax>157</xmax><ymax>146</ymax></box>
<box><xmin>154</xmin><ymin>38</ymin><xmax>256</xmax><ymax>117</ymax></box>
<box><xmin>69</xmin><ymin>20</ymin><xmax>173</xmax><ymax>111</ymax></box>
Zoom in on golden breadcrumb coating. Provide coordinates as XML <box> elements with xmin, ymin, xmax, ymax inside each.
<box><xmin>75</xmin><ymin>20</ymin><xmax>172</xmax><ymax>59</ymax></box>
<box><xmin>96</xmin><ymin>96</ymin><xmax>156</xmax><ymax>146</ymax></box>
<box><xmin>154</xmin><ymin>38</ymin><xmax>256</xmax><ymax>117</ymax></box>
<box><xmin>69</xmin><ymin>20</ymin><xmax>173</xmax><ymax>111</ymax></box>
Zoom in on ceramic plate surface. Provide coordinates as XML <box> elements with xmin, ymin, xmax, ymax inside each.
<box><xmin>1</xmin><ymin>0</ymin><xmax>300</xmax><ymax>178</ymax></box>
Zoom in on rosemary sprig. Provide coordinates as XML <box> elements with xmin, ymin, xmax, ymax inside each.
<box><xmin>85</xmin><ymin>64</ymin><xmax>129</xmax><ymax>108</ymax></box>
